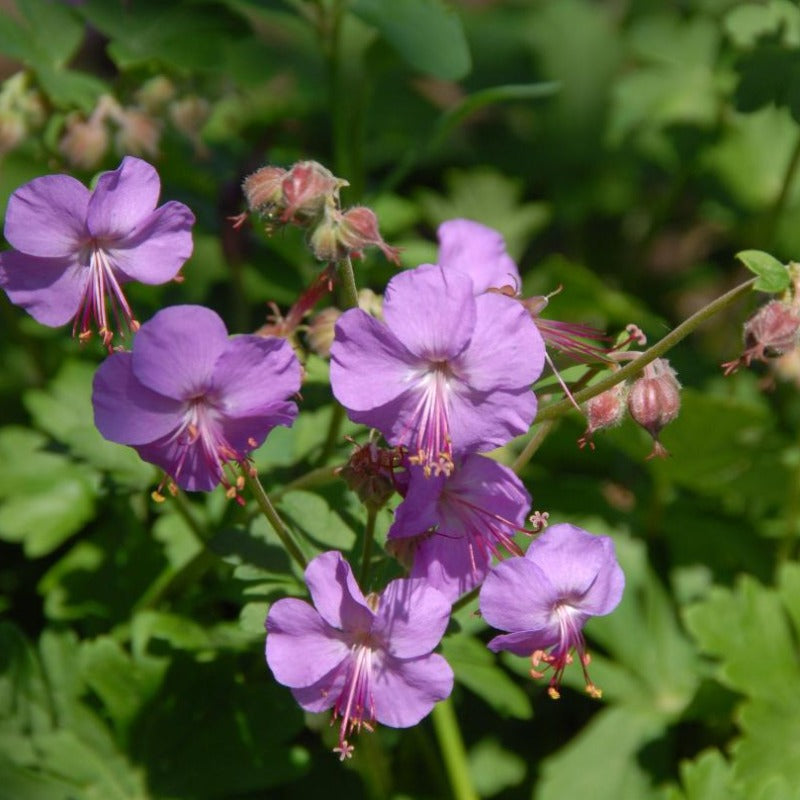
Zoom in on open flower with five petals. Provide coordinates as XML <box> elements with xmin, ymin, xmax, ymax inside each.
<box><xmin>265</xmin><ymin>551</ymin><xmax>453</xmax><ymax>760</ymax></box>
<box><xmin>92</xmin><ymin>304</ymin><xmax>301</xmax><ymax>493</ymax></box>
<box><xmin>479</xmin><ymin>523</ymin><xmax>624</xmax><ymax>699</ymax></box>
<box><xmin>330</xmin><ymin>264</ymin><xmax>545</xmax><ymax>477</ymax></box>
<box><xmin>0</xmin><ymin>156</ymin><xmax>194</xmax><ymax>346</ymax></box>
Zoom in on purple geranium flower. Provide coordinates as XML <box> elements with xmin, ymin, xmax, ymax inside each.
<box><xmin>479</xmin><ymin>523</ymin><xmax>624</xmax><ymax>699</ymax></box>
<box><xmin>92</xmin><ymin>304</ymin><xmax>301</xmax><ymax>494</ymax></box>
<box><xmin>436</xmin><ymin>219</ymin><xmax>521</xmax><ymax>294</ymax></box>
<box><xmin>330</xmin><ymin>264</ymin><xmax>545</xmax><ymax>477</ymax></box>
<box><xmin>265</xmin><ymin>551</ymin><xmax>453</xmax><ymax>760</ymax></box>
<box><xmin>388</xmin><ymin>453</ymin><xmax>532</xmax><ymax>601</ymax></box>
<box><xmin>0</xmin><ymin>156</ymin><xmax>194</xmax><ymax>347</ymax></box>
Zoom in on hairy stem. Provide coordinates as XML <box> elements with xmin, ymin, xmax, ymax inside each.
<box><xmin>244</xmin><ymin>469</ymin><xmax>307</xmax><ymax>570</ymax></box>
<box><xmin>534</xmin><ymin>277</ymin><xmax>757</xmax><ymax>424</ymax></box>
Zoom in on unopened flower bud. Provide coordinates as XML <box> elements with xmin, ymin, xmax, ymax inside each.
<box><xmin>243</xmin><ymin>166</ymin><xmax>288</xmax><ymax>217</ymax></box>
<box><xmin>723</xmin><ymin>299</ymin><xmax>800</xmax><ymax>375</ymax></box>
<box><xmin>59</xmin><ymin>113</ymin><xmax>109</xmax><ymax>169</ymax></box>
<box><xmin>306</xmin><ymin>306</ymin><xmax>342</xmax><ymax>358</ymax></box>
<box><xmin>578</xmin><ymin>382</ymin><xmax>628</xmax><ymax>449</ymax></box>
<box><xmin>0</xmin><ymin>111</ymin><xmax>26</xmax><ymax>155</ymax></box>
<box><xmin>336</xmin><ymin>206</ymin><xmax>402</xmax><ymax>264</ymax></box>
<box><xmin>338</xmin><ymin>440</ymin><xmax>401</xmax><ymax>510</ymax></box>
<box><xmin>114</xmin><ymin>107</ymin><xmax>161</xmax><ymax>157</ymax></box>
<box><xmin>169</xmin><ymin>95</ymin><xmax>210</xmax><ymax>154</ymax></box>
<box><xmin>309</xmin><ymin>206</ymin><xmax>401</xmax><ymax>264</ymax></box>
<box><xmin>135</xmin><ymin>76</ymin><xmax>176</xmax><ymax>112</ymax></box>
<box><xmin>627</xmin><ymin>358</ymin><xmax>680</xmax><ymax>459</ymax></box>
<box><xmin>281</xmin><ymin>161</ymin><xmax>345</xmax><ymax>225</ymax></box>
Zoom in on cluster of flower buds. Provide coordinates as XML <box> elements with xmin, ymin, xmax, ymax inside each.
<box><xmin>242</xmin><ymin>160</ymin><xmax>400</xmax><ymax>264</ymax></box>
<box><xmin>579</xmin><ymin>356</ymin><xmax>681</xmax><ymax>459</ymax></box>
<box><xmin>58</xmin><ymin>78</ymin><xmax>211</xmax><ymax>170</ymax></box>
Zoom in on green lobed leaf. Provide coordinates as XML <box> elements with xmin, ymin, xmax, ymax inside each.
<box><xmin>535</xmin><ymin>706</ymin><xmax>666</xmax><ymax>800</ymax></box>
<box><xmin>350</xmin><ymin>0</ymin><xmax>471</xmax><ymax>80</ymax></box>
<box><xmin>0</xmin><ymin>427</ymin><xmax>99</xmax><ymax>557</ymax></box>
<box><xmin>664</xmin><ymin>748</ymin><xmax>744</xmax><ymax>800</ymax></box>
<box><xmin>735</xmin><ymin>250</ymin><xmax>791</xmax><ymax>292</ymax></box>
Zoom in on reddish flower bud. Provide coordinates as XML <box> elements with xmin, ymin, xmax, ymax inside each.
<box><xmin>578</xmin><ymin>382</ymin><xmax>628</xmax><ymax>450</ymax></box>
<box><xmin>242</xmin><ymin>166</ymin><xmax>288</xmax><ymax>217</ymax></box>
<box><xmin>338</xmin><ymin>440</ymin><xmax>403</xmax><ymax>510</ymax></box>
<box><xmin>280</xmin><ymin>161</ymin><xmax>344</xmax><ymax>225</ymax></box>
<box><xmin>336</xmin><ymin>206</ymin><xmax>402</xmax><ymax>265</ymax></box>
<box><xmin>59</xmin><ymin>113</ymin><xmax>109</xmax><ymax>169</ymax></box>
<box><xmin>307</xmin><ymin>306</ymin><xmax>342</xmax><ymax>358</ymax></box>
<box><xmin>309</xmin><ymin>206</ymin><xmax>401</xmax><ymax>264</ymax></box>
<box><xmin>722</xmin><ymin>300</ymin><xmax>800</xmax><ymax>375</ymax></box>
<box><xmin>627</xmin><ymin>358</ymin><xmax>681</xmax><ymax>459</ymax></box>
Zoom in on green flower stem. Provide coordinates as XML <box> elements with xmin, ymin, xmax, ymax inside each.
<box><xmin>431</xmin><ymin>698</ymin><xmax>479</xmax><ymax>800</ymax></box>
<box><xmin>244</xmin><ymin>469</ymin><xmax>308</xmax><ymax>570</ymax></box>
<box><xmin>512</xmin><ymin>418</ymin><xmax>557</xmax><ymax>475</ymax></box>
<box><xmin>336</xmin><ymin>254</ymin><xmax>360</xmax><ymax>309</ymax></box>
<box><xmin>535</xmin><ymin>276</ymin><xmax>757</xmax><ymax>424</ymax></box>
<box><xmin>318</xmin><ymin>254</ymin><xmax>360</xmax><ymax>465</ymax></box>
<box><xmin>358</xmin><ymin>506</ymin><xmax>378</xmax><ymax>587</ymax></box>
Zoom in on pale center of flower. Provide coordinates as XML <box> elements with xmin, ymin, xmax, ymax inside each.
<box><xmin>333</xmin><ymin>641</ymin><xmax>378</xmax><ymax>761</ymax></box>
<box><xmin>75</xmin><ymin>240</ymin><xmax>136</xmax><ymax>346</ymax></box>
<box><xmin>164</xmin><ymin>391</ymin><xmax>246</xmax><ymax>487</ymax></box>
<box><xmin>406</xmin><ymin>360</ymin><xmax>456</xmax><ymax>477</ymax></box>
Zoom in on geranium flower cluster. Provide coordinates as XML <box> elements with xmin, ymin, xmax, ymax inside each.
<box><xmin>0</xmin><ymin>160</ymin><xmax>626</xmax><ymax>762</ymax></box>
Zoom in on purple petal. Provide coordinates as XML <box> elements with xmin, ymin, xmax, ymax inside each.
<box><xmin>374</xmin><ymin>578</ymin><xmax>451</xmax><ymax>658</ymax></box>
<box><xmin>218</xmin><ymin>404</ymin><xmax>299</xmax><ymax>456</ymax></box>
<box><xmin>411</xmin><ymin>532</ymin><xmax>490</xmax><ymax>602</ymax></box>
<box><xmin>131</xmin><ymin>305</ymin><xmax>229</xmax><ymax>400</ymax></box>
<box><xmin>304</xmin><ymin>551</ymin><xmax>374</xmax><ymax>633</ymax></box>
<box><xmin>371</xmin><ymin>652</ymin><xmax>454</xmax><ymax>728</ymax></box>
<box><xmin>134</xmin><ymin>436</ymin><xmax>222</xmax><ymax>492</ymax></box>
<box><xmin>92</xmin><ymin>352</ymin><xmax>184</xmax><ymax>445</ymax></box>
<box><xmin>443</xmin><ymin>454</ymin><xmax>530</xmax><ymax>528</ymax></box>
<box><xmin>212</xmin><ymin>335</ymin><xmax>301</xmax><ymax>417</ymax></box>
<box><xmin>454</xmin><ymin>292</ymin><xmax>545</xmax><ymax>391</ymax></box>
<box><xmin>479</xmin><ymin>557</ymin><xmax>559</xmax><ymax>633</ymax></box>
<box><xmin>447</xmin><ymin>385</ymin><xmax>537</xmax><ymax>454</ymax></box>
<box><xmin>382</xmin><ymin>265</ymin><xmax>476</xmax><ymax>360</ymax></box>
<box><xmin>525</xmin><ymin>524</ymin><xmax>625</xmax><ymax>616</ymax></box>
<box><xmin>105</xmin><ymin>201</ymin><xmax>195</xmax><ymax>284</ymax></box>
<box><xmin>437</xmin><ymin>219</ymin><xmax>521</xmax><ymax>294</ymax></box>
<box><xmin>387</xmin><ymin>468</ymin><xmax>444</xmax><ymax>541</ymax></box>
<box><xmin>290</xmin><ymin>666</ymin><xmax>347</xmax><ymax>713</ymax></box>
<box><xmin>0</xmin><ymin>251</ymin><xmax>85</xmax><ymax>326</ymax></box>
<box><xmin>330</xmin><ymin>310</ymin><xmax>417</xmax><ymax>411</ymax></box>
<box><xmin>266</xmin><ymin>597</ymin><xmax>351</xmax><ymax>688</ymax></box>
<box><xmin>3</xmin><ymin>174</ymin><xmax>89</xmax><ymax>257</ymax></box>
<box><xmin>86</xmin><ymin>157</ymin><xmax>160</xmax><ymax>239</ymax></box>
<box><xmin>486</xmin><ymin>629</ymin><xmax>554</xmax><ymax>656</ymax></box>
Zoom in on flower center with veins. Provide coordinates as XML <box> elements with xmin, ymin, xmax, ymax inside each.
<box><xmin>75</xmin><ymin>239</ymin><xmax>136</xmax><ymax>346</ymax></box>
<box><xmin>407</xmin><ymin>360</ymin><xmax>457</xmax><ymax>477</ymax></box>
